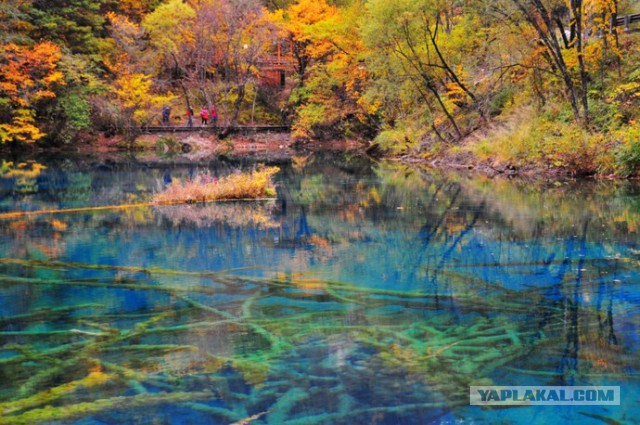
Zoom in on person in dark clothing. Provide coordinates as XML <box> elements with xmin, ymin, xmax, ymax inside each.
<box><xmin>162</xmin><ymin>105</ymin><xmax>171</xmax><ymax>126</ymax></box>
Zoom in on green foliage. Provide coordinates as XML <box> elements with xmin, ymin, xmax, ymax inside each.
<box><xmin>40</xmin><ymin>52</ymin><xmax>108</xmax><ymax>143</ymax></box>
<box><xmin>472</xmin><ymin>140</ymin><xmax>493</xmax><ymax>161</ymax></box>
<box><xmin>615</xmin><ymin>129</ymin><xmax>640</xmax><ymax>176</ymax></box>
<box><xmin>488</xmin><ymin>85</ymin><xmax>515</xmax><ymax>117</ymax></box>
<box><xmin>0</xmin><ymin>2</ymin><xmax>33</xmax><ymax>44</ymax></box>
<box><xmin>292</xmin><ymin>103</ymin><xmax>329</xmax><ymax>139</ymax></box>
<box><xmin>58</xmin><ymin>53</ymin><xmax>106</xmax><ymax>95</ymax></box>
<box><xmin>27</xmin><ymin>0</ymin><xmax>110</xmax><ymax>55</ymax></box>
<box><xmin>588</xmin><ymin>99</ymin><xmax>619</xmax><ymax>133</ymax></box>
<box><xmin>43</xmin><ymin>93</ymin><xmax>93</xmax><ymax>144</ymax></box>
<box><xmin>59</xmin><ymin>94</ymin><xmax>91</xmax><ymax>131</ymax></box>
<box><xmin>374</xmin><ymin>128</ymin><xmax>422</xmax><ymax>155</ymax></box>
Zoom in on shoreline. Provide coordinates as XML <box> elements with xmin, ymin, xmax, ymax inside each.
<box><xmin>392</xmin><ymin>154</ymin><xmax>608</xmax><ymax>181</ymax></box>
<box><xmin>1</xmin><ymin>131</ymin><xmax>636</xmax><ymax>181</ymax></box>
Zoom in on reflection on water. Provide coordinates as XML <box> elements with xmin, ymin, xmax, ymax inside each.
<box><xmin>0</xmin><ymin>154</ymin><xmax>639</xmax><ymax>424</ymax></box>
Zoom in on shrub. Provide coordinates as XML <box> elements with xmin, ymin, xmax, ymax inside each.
<box><xmin>615</xmin><ymin>128</ymin><xmax>640</xmax><ymax>176</ymax></box>
<box><xmin>487</xmin><ymin>85</ymin><xmax>514</xmax><ymax>117</ymax></box>
<box><xmin>374</xmin><ymin>126</ymin><xmax>425</xmax><ymax>155</ymax></box>
<box><xmin>478</xmin><ymin>106</ymin><xmax>613</xmax><ymax>175</ymax></box>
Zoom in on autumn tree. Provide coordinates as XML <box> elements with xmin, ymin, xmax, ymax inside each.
<box><xmin>113</xmin><ymin>72</ymin><xmax>176</xmax><ymax>126</ymax></box>
<box><xmin>500</xmin><ymin>0</ymin><xmax>617</xmax><ymax>126</ymax></box>
<box><xmin>116</xmin><ymin>0</ymin><xmax>163</xmax><ymax>22</ymax></box>
<box><xmin>284</xmin><ymin>1</ymin><xmax>375</xmax><ymax>139</ymax></box>
<box><xmin>193</xmin><ymin>0</ymin><xmax>276</xmax><ymax>126</ymax></box>
<box><xmin>362</xmin><ymin>0</ymin><xmax>483</xmax><ymax>142</ymax></box>
<box><xmin>142</xmin><ymin>0</ymin><xmax>196</xmax><ymax>117</ymax></box>
<box><xmin>272</xmin><ymin>0</ymin><xmax>337</xmax><ymax>86</ymax></box>
<box><xmin>0</xmin><ymin>41</ymin><xmax>64</xmax><ymax>144</ymax></box>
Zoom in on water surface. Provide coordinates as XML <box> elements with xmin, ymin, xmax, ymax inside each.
<box><xmin>0</xmin><ymin>153</ymin><xmax>638</xmax><ymax>424</ymax></box>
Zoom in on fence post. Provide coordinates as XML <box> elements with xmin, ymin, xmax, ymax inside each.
<box><xmin>625</xmin><ymin>14</ymin><xmax>630</xmax><ymax>32</ymax></box>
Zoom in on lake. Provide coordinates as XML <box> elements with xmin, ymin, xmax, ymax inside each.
<box><xmin>0</xmin><ymin>152</ymin><xmax>638</xmax><ymax>424</ymax></box>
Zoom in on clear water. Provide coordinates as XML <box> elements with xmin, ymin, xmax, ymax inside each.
<box><xmin>0</xmin><ymin>153</ymin><xmax>638</xmax><ymax>424</ymax></box>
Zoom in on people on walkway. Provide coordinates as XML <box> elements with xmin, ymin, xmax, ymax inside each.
<box><xmin>186</xmin><ymin>107</ymin><xmax>194</xmax><ymax>127</ymax></box>
<box><xmin>162</xmin><ymin>105</ymin><xmax>171</xmax><ymax>126</ymax></box>
<box><xmin>200</xmin><ymin>107</ymin><xmax>209</xmax><ymax>126</ymax></box>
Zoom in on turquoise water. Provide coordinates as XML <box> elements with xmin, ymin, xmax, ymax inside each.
<box><xmin>0</xmin><ymin>153</ymin><xmax>638</xmax><ymax>424</ymax></box>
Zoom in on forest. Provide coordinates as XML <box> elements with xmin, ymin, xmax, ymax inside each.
<box><xmin>0</xmin><ymin>0</ymin><xmax>639</xmax><ymax>175</ymax></box>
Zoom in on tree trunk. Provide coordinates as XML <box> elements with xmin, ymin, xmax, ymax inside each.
<box><xmin>429</xmin><ymin>15</ymin><xmax>477</xmax><ymax>105</ymax></box>
<box><xmin>511</xmin><ymin>0</ymin><xmax>585</xmax><ymax>125</ymax></box>
<box><xmin>230</xmin><ymin>83</ymin><xmax>246</xmax><ymax>127</ymax></box>
<box><xmin>426</xmin><ymin>81</ymin><xmax>462</xmax><ymax>140</ymax></box>
<box><xmin>572</xmin><ymin>0</ymin><xmax>590</xmax><ymax>126</ymax></box>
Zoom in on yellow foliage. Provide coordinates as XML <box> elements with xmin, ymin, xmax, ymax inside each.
<box><xmin>0</xmin><ymin>117</ymin><xmax>44</xmax><ymax>143</ymax></box>
<box><xmin>113</xmin><ymin>72</ymin><xmax>177</xmax><ymax>125</ymax></box>
<box><xmin>274</xmin><ymin>0</ymin><xmax>338</xmax><ymax>65</ymax></box>
<box><xmin>106</xmin><ymin>11</ymin><xmax>141</xmax><ymax>50</ymax></box>
<box><xmin>1</xmin><ymin>161</ymin><xmax>47</xmax><ymax>179</ymax></box>
<box><xmin>368</xmin><ymin>187</ymin><xmax>381</xmax><ymax>204</ymax></box>
<box><xmin>445</xmin><ymin>82</ymin><xmax>467</xmax><ymax>104</ymax></box>
<box><xmin>143</xmin><ymin>0</ymin><xmax>196</xmax><ymax>55</ymax></box>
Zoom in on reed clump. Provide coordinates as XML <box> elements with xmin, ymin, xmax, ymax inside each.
<box><xmin>154</xmin><ymin>167</ymin><xmax>279</xmax><ymax>205</ymax></box>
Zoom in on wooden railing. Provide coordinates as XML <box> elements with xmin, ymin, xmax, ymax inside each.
<box><xmin>613</xmin><ymin>13</ymin><xmax>640</xmax><ymax>31</ymax></box>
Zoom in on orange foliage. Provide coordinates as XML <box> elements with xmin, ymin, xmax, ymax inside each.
<box><xmin>117</xmin><ymin>0</ymin><xmax>158</xmax><ymax>21</ymax></box>
<box><xmin>0</xmin><ymin>41</ymin><xmax>64</xmax><ymax>143</ymax></box>
<box><xmin>273</xmin><ymin>0</ymin><xmax>338</xmax><ymax>73</ymax></box>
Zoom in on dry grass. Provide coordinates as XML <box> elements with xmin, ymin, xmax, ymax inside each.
<box><xmin>153</xmin><ymin>166</ymin><xmax>279</xmax><ymax>204</ymax></box>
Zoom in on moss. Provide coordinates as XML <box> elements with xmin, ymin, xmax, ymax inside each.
<box><xmin>0</xmin><ymin>391</ymin><xmax>214</xmax><ymax>425</ymax></box>
<box><xmin>1</xmin><ymin>371</ymin><xmax>111</xmax><ymax>415</ymax></box>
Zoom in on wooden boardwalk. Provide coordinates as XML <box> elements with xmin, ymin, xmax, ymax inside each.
<box><xmin>613</xmin><ymin>13</ymin><xmax>640</xmax><ymax>32</ymax></box>
<box><xmin>138</xmin><ymin>125</ymin><xmax>290</xmax><ymax>135</ymax></box>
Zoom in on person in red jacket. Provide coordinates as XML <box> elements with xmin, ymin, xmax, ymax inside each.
<box><xmin>211</xmin><ymin>106</ymin><xmax>218</xmax><ymax>127</ymax></box>
<box><xmin>200</xmin><ymin>107</ymin><xmax>209</xmax><ymax>126</ymax></box>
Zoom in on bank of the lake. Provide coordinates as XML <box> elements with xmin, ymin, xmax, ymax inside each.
<box><xmin>380</xmin><ymin>104</ymin><xmax>640</xmax><ymax>180</ymax></box>
<box><xmin>3</xmin><ymin>125</ymin><xmax>635</xmax><ymax>181</ymax></box>
<box><xmin>109</xmin><ymin>123</ymin><xmax>640</xmax><ymax>180</ymax></box>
